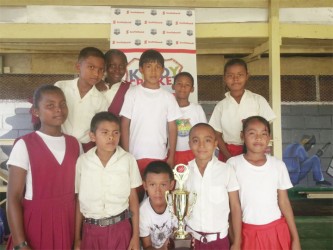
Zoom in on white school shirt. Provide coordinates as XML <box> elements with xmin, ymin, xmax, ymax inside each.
<box><xmin>184</xmin><ymin>156</ymin><xmax>239</xmax><ymax>236</ymax></box>
<box><xmin>120</xmin><ymin>85</ymin><xmax>182</xmax><ymax>160</ymax></box>
<box><xmin>139</xmin><ymin>198</ymin><xmax>178</xmax><ymax>249</ymax></box>
<box><xmin>55</xmin><ymin>78</ymin><xmax>108</xmax><ymax>143</ymax></box>
<box><xmin>7</xmin><ymin>131</ymin><xmax>79</xmax><ymax>200</ymax></box>
<box><xmin>75</xmin><ymin>146</ymin><xmax>142</xmax><ymax>219</ymax></box>
<box><xmin>176</xmin><ymin>103</ymin><xmax>207</xmax><ymax>152</ymax></box>
<box><xmin>227</xmin><ymin>154</ymin><xmax>292</xmax><ymax>225</ymax></box>
<box><xmin>209</xmin><ymin>90</ymin><xmax>276</xmax><ymax>145</ymax></box>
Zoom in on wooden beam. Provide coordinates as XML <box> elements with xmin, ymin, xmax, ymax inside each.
<box><xmin>243</xmin><ymin>41</ymin><xmax>269</xmax><ymax>62</ymax></box>
<box><xmin>0</xmin><ymin>0</ymin><xmax>269</xmax><ymax>8</ymax></box>
<box><xmin>281</xmin><ymin>24</ymin><xmax>333</xmax><ymax>39</ymax></box>
<box><xmin>1</xmin><ymin>0</ymin><xmax>332</xmax><ymax>7</ymax></box>
<box><xmin>269</xmin><ymin>0</ymin><xmax>282</xmax><ymax>158</ymax></box>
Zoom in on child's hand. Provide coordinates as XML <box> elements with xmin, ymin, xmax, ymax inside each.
<box><xmin>73</xmin><ymin>239</ymin><xmax>81</xmax><ymax>250</ymax></box>
<box><xmin>166</xmin><ymin>156</ymin><xmax>174</xmax><ymax>169</ymax></box>
<box><xmin>128</xmin><ymin>237</ymin><xmax>140</xmax><ymax>250</ymax></box>
<box><xmin>291</xmin><ymin>239</ymin><xmax>301</xmax><ymax>250</ymax></box>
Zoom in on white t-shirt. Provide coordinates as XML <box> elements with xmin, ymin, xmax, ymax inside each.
<box><xmin>176</xmin><ymin>103</ymin><xmax>207</xmax><ymax>151</ymax></box>
<box><xmin>209</xmin><ymin>90</ymin><xmax>276</xmax><ymax>145</ymax></box>
<box><xmin>227</xmin><ymin>154</ymin><xmax>293</xmax><ymax>225</ymax></box>
<box><xmin>7</xmin><ymin>131</ymin><xmax>67</xmax><ymax>200</ymax></box>
<box><xmin>139</xmin><ymin>197</ymin><xmax>178</xmax><ymax>249</ymax></box>
<box><xmin>185</xmin><ymin>156</ymin><xmax>239</xmax><ymax>236</ymax></box>
<box><xmin>55</xmin><ymin>78</ymin><xmax>108</xmax><ymax>143</ymax></box>
<box><xmin>75</xmin><ymin>146</ymin><xmax>142</xmax><ymax>219</ymax></box>
<box><xmin>120</xmin><ymin>85</ymin><xmax>182</xmax><ymax>160</ymax></box>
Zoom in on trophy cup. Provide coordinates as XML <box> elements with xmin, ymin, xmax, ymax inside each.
<box><xmin>165</xmin><ymin>164</ymin><xmax>196</xmax><ymax>249</ymax></box>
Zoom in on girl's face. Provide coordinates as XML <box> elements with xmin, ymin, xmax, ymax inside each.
<box><xmin>33</xmin><ymin>90</ymin><xmax>68</xmax><ymax>129</ymax></box>
<box><xmin>106</xmin><ymin>54</ymin><xmax>127</xmax><ymax>84</ymax></box>
<box><xmin>224</xmin><ymin>64</ymin><xmax>249</xmax><ymax>92</ymax></box>
<box><xmin>242</xmin><ymin>120</ymin><xmax>270</xmax><ymax>154</ymax></box>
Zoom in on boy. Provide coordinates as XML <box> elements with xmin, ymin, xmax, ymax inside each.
<box><xmin>184</xmin><ymin>123</ymin><xmax>242</xmax><ymax>249</ymax></box>
<box><xmin>172</xmin><ymin>71</ymin><xmax>207</xmax><ymax>165</ymax></box>
<box><xmin>74</xmin><ymin>112</ymin><xmax>142</xmax><ymax>250</ymax></box>
<box><xmin>120</xmin><ymin>49</ymin><xmax>182</xmax><ymax>176</ymax></box>
<box><xmin>95</xmin><ymin>49</ymin><xmax>131</xmax><ymax>117</ymax></box>
<box><xmin>140</xmin><ymin>161</ymin><xmax>177</xmax><ymax>249</ymax></box>
<box><xmin>55</xmin><ymin>47</ymin><xmax>108</xmax><ymax>152</ymax></box>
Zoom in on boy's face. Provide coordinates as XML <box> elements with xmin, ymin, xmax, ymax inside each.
<box><xmin>189</xmin><ymin>125</ymin><xmax>217</xmax><ymax>163</ymax></box>
<box><xmin>89</xmin><ymin>121</ymin><xmax>120</xmax><ymax>154</ymax></box>
<box><xmin>143</xmin><ymin>172</ymin><xmax>175</xmax><ymax>208</ymax></box>
<box><xmin>139</xmin><ymin>61</ymin><xmax>164</xmax><ymax>88</ymax></box>
<box><xmin>172</xmin><ymin>75</ymin><xmax>194</xmax><ymax>100</ymax></box>
<box><xmin>76</xmin><ymin>56</ymin><xmax>105</xmax><ymax>87</ymax></box>
<box><xmin>223</xmin><ymin>64</ymin><xmax>249</xmax><ymax>92</ymax></box>
<box><xmin>106</xmin><ymin>54</ymin><xmax>127</xmax><ymax>84</ymax></box>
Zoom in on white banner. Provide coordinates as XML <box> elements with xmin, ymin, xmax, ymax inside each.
<box><xmin>110</xmin><ymin>8</ymin><xmax>197</xmax><ymax>102</ymax></box>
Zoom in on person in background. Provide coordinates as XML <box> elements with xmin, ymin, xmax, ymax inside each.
<box><xmin>283</xmin><ymin>134</ymin><xmax>331</xmax><ymax>186</ymax></box>
<box><xmin>74</xmin><ymin>112</ymin><xmax>141</xmax><ymax>250</ymax></box>
<box><xmin>120</xmin><ymin>49</ymin><xmax>181</xmax><ymax>200</ymax></box>
<box><xmin>184</xmin><ymin>123</ymin><xmax>242</xmax><ymax>250</ymax></box>
<box><xmin>139</xmin><ymin>161</ymin><xmax>177</xmax><ymax>250</ymax></box>
<box><xmin>55</xmin><ymin>47</ymin><xmax>108</xmax><ymax>152</ymax></box>
<box><xmin>95</xmin><ymin>49</ymin><xmax>131</xmax><ymax>117</ymax></box>
<box><xmin>209</xmin><ymin>58</ymin><xmax>276</xmax><ymax>162</ymax></box>
<box><xmin>172</xmin><ymin>72</ymin><xmax>207</xmax><ymax>166</ymax></box>
<box><xmin>227</xmin><ymin>116</ymin><xmax>300</xmax><ymax>250</ymax></box>
<box><xmin>6</xmin><ymin>85</ymin><xmax>80</xmax><ymax>250</ymax></box>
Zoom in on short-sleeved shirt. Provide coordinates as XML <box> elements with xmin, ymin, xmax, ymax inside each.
<box><xmin>176</xmin><ymin>103</ymin><xmax>207</xmax><ymax>151</ymax></box>
<box><xmin>75</xmin><ymin>146</ymin><xmax>142</xmax><ymax>218</ymax></box>
<box><xmin>209</xmin><ymin>90</ymin><xmax>276</xmax><ymax>145</ymax></box>
<box><xmin>139</xmin><ymin>197</ymin><xmax>178</xmax><ymax>249</ymax></box>
<box><xmin>227</xmin><ymin>154</ymin><xmax>292</xmax><ymax>225</ymax></box>
<box><xmin>120</xmin><ymin>85</ymin><xmax>182</xmax><ymax>160</ymax></box>
<box><xmin>184</xmin><ymin>156</ymin><xmax>239</xmax><ymax>236</ymax></box>
<box><xmin>55</xmin><ymin>78</ymin><xmax>108</xmax><ymax>143</ymax></box>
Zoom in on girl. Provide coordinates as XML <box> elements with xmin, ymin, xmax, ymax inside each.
<box><xmin>227</xmin><ymin>116</ymin><xmax>301</xmax><ymax>250</ymax></box>
<box><xmin>209</xmin><ymin>58</ymin><xmax>276</xmax><ymax>162</ymax></box>
<box><xmin>6</xmin><ymin>85</ymin><xmax>80</xmax><ymax>250</ymax></box>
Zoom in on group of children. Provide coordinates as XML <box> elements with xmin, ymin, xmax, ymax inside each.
<box><xmin>5</xmin><ymin>47</ymin><xmax>301</xmax><ymax>250</ymax></box>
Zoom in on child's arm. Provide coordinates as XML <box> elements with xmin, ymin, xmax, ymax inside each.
<box><xmin>7</xmin><ymin>165</ymin><xmax>32</xmax><ymax>249</ymax></box>
<box><xmin>141</xmin><ymin>236</ymin><xmax>169</xmax><ymax>250</ymax></box>
<box><xmin>216</xmin><ymin>131</ymin><xmax>232</xmax><ymax>160</ymax></box>
<box><xmin>167</xmin><ymin>120</ymin><xmax>177</xmax><ymax>168</ymax></box>
<box><xmin>121</xmin><ymin>116</ymin><xmax>131</xmax><ymax>151</ymax></box>
<box><xmin>74</xmin><ymin>195</ymin><xmax>83</xmax><ymax>250</ymax></box>
<box><xmin>128</xmin><ymin>188</ymin><xmax>140</xmax><ymax>250</ymax></box>
<box><xmin>228</xmin><ymin>190</ymin><xmax>242</xmax><ymax>250</ymax></box>
<box><xmin>278</xmin><ymin>189</ymin><xmax>301</xmax><ymax>250</ymax></box>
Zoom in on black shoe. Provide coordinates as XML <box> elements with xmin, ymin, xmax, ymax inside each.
<box><xmin>316</xmin><ymin>180</ymin><xmax>332</xmax><ymax>186</ymax></box>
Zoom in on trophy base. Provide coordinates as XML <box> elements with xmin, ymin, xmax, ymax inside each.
<box><xmin>170</xmin><ymin>234</ymin><xmax>192</xmax><ymax>249</ymax></box>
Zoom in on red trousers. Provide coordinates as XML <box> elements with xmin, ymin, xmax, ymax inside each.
<box><xmin>218</xmin><ymin>144</ymin><xmax>243</xmax><ymax>162</ymax></box>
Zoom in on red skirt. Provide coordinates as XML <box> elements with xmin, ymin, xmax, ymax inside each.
<box><xmin>218</xmin><ymin>144</ymin><xmax>243</xmax><ymax>162</ymax></box>
<box><xmin>174</xmin><ymin>150</ymin><xmax>195</xmax><ymax>166</ymax></box>
<box><xmin>242</xmin><ymin>217</ymin><xmax>291</xmax><ymax>250</ymax></box>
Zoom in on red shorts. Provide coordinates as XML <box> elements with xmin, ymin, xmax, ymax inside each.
<box><xmin>218</xmin><ymin>144</ymin><xmax>243</xmax><ymax>162</ymax></box>
<box><xmin>174</xmin><ymin>150</ymin><xmax>195</xmax><ymax>166</ymax></box>
<box><xmin>242</xmin><ymin>217</ymin><xmax>291</xmax><ymax>250</ymax></box>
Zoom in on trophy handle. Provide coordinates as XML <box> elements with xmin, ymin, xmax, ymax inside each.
<box><xmin>165</xmin><ymin>190</ymin><xmax>174</xmax><ymax>217</ymax></box>
<box><xmin>185</xmin><ymin>192</ymin><xmax>197</xmax><ymax>220</ymax></box>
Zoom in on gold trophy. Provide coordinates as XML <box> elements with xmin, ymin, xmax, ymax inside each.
<box><xmin>165</xmin><ymin>164</ymin><xmax>196</xmax><ymax>249</ymax></box>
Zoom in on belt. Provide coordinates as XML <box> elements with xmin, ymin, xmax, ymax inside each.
<box><xmin>84</xmin><ymin>210</ymin><xmax>131</xmax><ymax>227</ymax></box>
<box><xmin>185</xmin><ymin>225</ymin><xmax>223</xmax><ymax>243</ymax></box>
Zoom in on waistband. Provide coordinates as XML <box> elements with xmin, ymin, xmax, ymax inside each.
<box><xmin>185</xmin><ymin>225</ymin><xmax>225</xmax><ymax>243</ymax></box>
<box><xmin>84</xmin><ymin>210</ymin><xmax>131</xmax><ymax>227</ymax></box>
<box><xmin>242</xmin><ymin>217</ymin><xmax>287</xmax><ymax>231</ymax></box>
